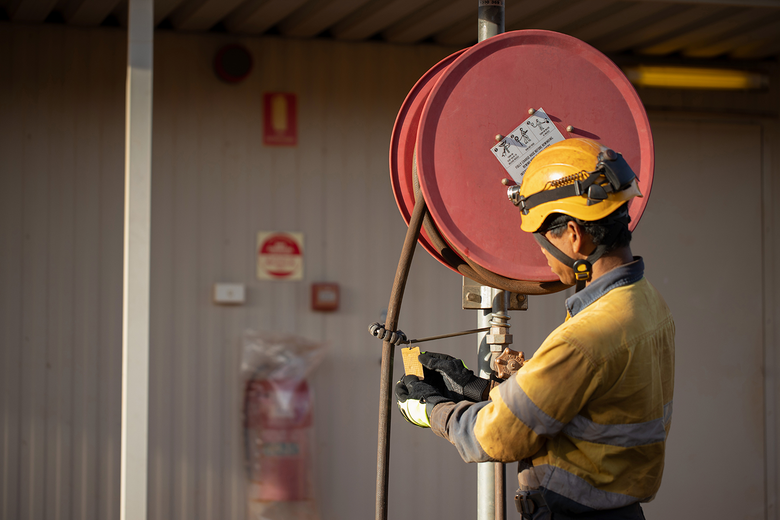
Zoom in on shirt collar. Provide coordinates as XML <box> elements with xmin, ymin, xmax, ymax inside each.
<box><xmin>565</xmin><ymin>257</ymin><xmax>645</xmax><ymax>318</ymax></box>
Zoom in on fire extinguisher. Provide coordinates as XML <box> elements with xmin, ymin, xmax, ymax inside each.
<box><xmin>244</xmin><ymin>377</ymin><xmax>314</xmax><ymax>502</ymax></box>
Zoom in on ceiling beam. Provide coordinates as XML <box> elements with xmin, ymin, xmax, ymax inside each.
<box><xmin>224</xmin><ymin>0</ymin><xmax>308</xmax><ymax>34</ymax></box>
<box><xmin>153</xmin><ymin>0</ymin><xmax>187</xmax><ymax>25</ymax></box>
<box><xmin>169</xmin><ymin>0</ymin><xmax>246</xmax><ymax>31</ymax></box>
<box><xmin>730</xmin><ymin>34</ymin><xmax>780</xmax><ymax>58</ymax></box>
<box><xmin>564</xmin><ymin>2</ymin><xmax>665</xmax><ymax>43</ymax></box>
<box><xmin>5</xmin><ymin>0</ymin><xmax>58</xmax><ymax>22</ymax></box>
<box><xmin>588</xmin><ymin>4</ymin><xmax>728</xmax><ymax>53</ymax></box>
<box><xmin>330</xmin><ymin>0</ymin><xmax>422</xmax><ymax>41</ymax></box>
<box><xmin>435</xmin><ymin>0</ymin><xmax>568</xmax><ymax>46</ymax></box>
<box><xmin>278</xmin><ymin>0</ymin><xmax>374</xmax><ymax>39</ymax></box>
<box><xmin>683</xmin><ymin>13</ymin><xmax>780</xmax><ymax>57</ymax></box>
<box><xmin>623</xmin><ymin>0</ymin><xmax>780</xmax><ymax>6</ymax></box>
<box><xmin>519</xmin><ymin>0</ymin><xmax>621</xmax><ymax>31</ymax></box>
<box><xmin>63</xmin><ymin>0</ymin><xmax>123</xmax><ymax>26</ymax></box>
<box><xmin>639</xmin><ymin>7</ymin><xmax>773</xmax><ymax>54</ymax></box>
<box><xmin>381</xmin><ymin>0</ymin><xmax>472</xmax><ymax>44</ymax></box>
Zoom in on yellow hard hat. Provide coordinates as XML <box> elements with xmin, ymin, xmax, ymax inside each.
<box><xmin>508</xmin><ymin>138</ymin><xmax>642</xmax><ymax>233</ymax></box>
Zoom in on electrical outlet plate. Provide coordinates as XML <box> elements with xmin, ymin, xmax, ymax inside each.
<box><xmin>213</xmin><ymin>283</ymin><xmax>246</xmax><ymax>305</ymax></box>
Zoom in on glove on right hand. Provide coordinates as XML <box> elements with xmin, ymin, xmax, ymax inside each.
<box><xmin>418</xmin><ymin>352</ymin><xmax>491</xmax><ymax>402</ymax></box>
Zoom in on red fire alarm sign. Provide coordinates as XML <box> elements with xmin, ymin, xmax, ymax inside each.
<box><xmin>311</xmin><ymin>283</ymin><xmax>339</xmax><ymax>312</ymax></box>
<box><xmin>263</xmin><ymin>92</ymin><xmax>297</xmax><ymax>146</ymax></box>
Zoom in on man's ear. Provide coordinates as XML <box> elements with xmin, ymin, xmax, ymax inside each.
<box><xmin>567</xmin><ymin>221</ymin><xmax>589</xmax><ymax>257</ymax></box>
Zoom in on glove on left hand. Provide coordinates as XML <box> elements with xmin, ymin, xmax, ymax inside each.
<box><xmin>419</xmin><ymin>352</ymin><xmax>491</xmax><ymax>402</ymax></box>
<box><xmin>395</xmin><ymin>375</ymin><xmax>452</xmax><ymax>428</ymax></box>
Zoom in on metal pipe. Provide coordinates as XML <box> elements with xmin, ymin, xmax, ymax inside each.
<box><xmin>477</xmin><ymin>5</ymin><xmax>506</xmax><ymax>520</ymax></box>
<box><xmin>477</xmin><ymin>301</ymin><xmax>497</xmax><ymax>520</ymax></box>
<box><xmin>478</xmin><ymin>0</ymin><xmax>505</xmax><ymax>42</ymax></box>
<box><xmin>376</xmin><ymin>195</ymin><xmax>427</xmax><ymax>520</ymax></box>
<box><xmin>478</xmin><ymin>288</ymin><xmax>509</xmax><ymax>520</ymax></box>
<box><xmin>495</xmin><ymin>462</ymin><xmax>506</xmax><ymax>520</ymax></box>
<box><xmin>403</xmin><ymin>327</ymin><xmax>490</xmax><ymax>345</ymax></box>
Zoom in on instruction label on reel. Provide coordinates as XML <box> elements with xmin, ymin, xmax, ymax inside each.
<box><xmin>490</xmin><ymin>108</ymin><xmax>566</xmax><ymax>185</ymax></box>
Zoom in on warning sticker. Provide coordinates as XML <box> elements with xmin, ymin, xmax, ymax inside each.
<box><xmin>490</xmin><ymin>108</ymin><xmax>566</xmax><ymax>186</ymax></box>
<box><xmin>257</xmin><ymin>232</ymin><xmax>304</xmax><ymax>280</ymax></box>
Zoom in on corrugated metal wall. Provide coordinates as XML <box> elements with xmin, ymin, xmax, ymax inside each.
<box><xmin>2</xmin><ymin>21</ymin><xmax>779</xmax><ymax>520</ymax></box>
<box><xmin>0</xmin><ymin>23</ymin><xmax>570</xmax><ymax>520</ymax></box>
<box><xmin>0</xmin><ymin>24</ymin><xmax>126</xmax><ymax>520</ymax></box>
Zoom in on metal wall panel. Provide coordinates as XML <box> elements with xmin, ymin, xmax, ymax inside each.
<box><xmin>2</xmin><ymin>21</ymin><xmax>778</xmax><ymax>520</ymax></box>
<box><xmin>0</xmin><ymin>23</ymin><xmax>126</xmax><ymax>520</ymax></box>
<box><xmin>637</xmin><ymin>119</ymin><xmax>766</xmax><ymax>519</ymax></box>
<box><xmin>145</xmin><ymin>30</ymin><xmax>514</xmax><ymax>520</ymax></box>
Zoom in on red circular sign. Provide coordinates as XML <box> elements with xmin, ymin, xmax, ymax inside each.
<box><xmin>415</xmin><ymin>30</ymin><xmax>654</xmax><ymax>282</ymax></box>
<box><xmin>259</xmin><ymin>234</ymin><xmax>302</xmax><ymax>278</ymax></box>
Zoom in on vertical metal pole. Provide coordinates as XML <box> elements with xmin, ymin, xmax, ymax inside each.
<box><xmin>121</xmin><ymin>1</ymin><xmax>153</xmax><ymax>519</ymax></box>
<box><xmin>477</xmin><ymin>289</ymin><xmax>508</xmax><ymax>520</ymax></box>
<box><xmin>477</xmin><ymin>3</ymin><xmax>505</xmax><ymax>520</ymax></box>
<box><xmin>478</xmin><ymin>0</ymin><xmax>505</xmax><ymax>42</ymax></box>
<box><xmin>477</xmin><ymin>301</ymin><xmax>497</xmax><ymax>520</ymax></box>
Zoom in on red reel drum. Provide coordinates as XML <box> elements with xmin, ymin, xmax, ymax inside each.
<box><xmin>412</xmin><ymin>30</ymin><xmax>654</xmax><ymax>283</ymax></box>
<box><xmin>389</xmin><ymin>50</ymin><xmax>466</xmax><ymax>274</ymax></box>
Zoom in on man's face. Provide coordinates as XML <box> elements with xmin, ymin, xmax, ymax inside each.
<box><xmin>539</xmin><ymin>225</ymin><xmax>577</xmax><ymax>285</ymax></box>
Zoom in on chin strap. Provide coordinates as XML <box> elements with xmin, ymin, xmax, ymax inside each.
<box><xmin>532</xmin><ymin>206</ymin><xmax>631</xmax><ymax>291</ymax></box>
<box><xmin>533</xmin><ymin>233</ymin><xmax>608</xmax><ymax>292</ymax></box>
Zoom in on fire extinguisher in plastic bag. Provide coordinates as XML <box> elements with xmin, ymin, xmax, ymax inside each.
<box><xmin>244</xmin><ymin>378</ymin><xmax>314</xmax><ymax>502</ymax></box>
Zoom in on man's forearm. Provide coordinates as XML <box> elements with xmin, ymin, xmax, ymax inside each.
<box><xmin>429</xmin><ymin>400</ymin><xmax>495</xmax><ymax>463</ymax></box>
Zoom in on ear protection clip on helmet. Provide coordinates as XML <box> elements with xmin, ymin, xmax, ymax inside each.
<box><xmin>508</xmin><ymin>148</ymin><xmax>637</xmax><ymax>215</ymax></box>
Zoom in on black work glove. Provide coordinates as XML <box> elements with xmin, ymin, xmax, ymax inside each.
<box><xmin>418</xmin><ymin>352</ymin><xmax>491</xmax><ymax>402</ymax></box>
<box><xmin>395</xmin><ymin>375</ymin><xmax>452</xmax><ymax>428</ymax></box>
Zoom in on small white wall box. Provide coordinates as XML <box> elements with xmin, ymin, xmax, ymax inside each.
<box><xmin>213</xmin><ymin>283</ymin><xmax>246</xmax><ymax>305</ymax></box>
<box><xmin>311</xmin><ymin>283</ymin><xmax>339</xmax><ymax>312</ymax></box>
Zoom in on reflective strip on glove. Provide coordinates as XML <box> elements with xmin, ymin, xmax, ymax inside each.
<box><xmin>395</xmin><ymin>374</ymin><xmax>451</xmax><ymax>429</ymax></box>
<box><xmin>397</xmin><ymin>398</ymin><xmax>432</xmax><ymax>428</ymax></box>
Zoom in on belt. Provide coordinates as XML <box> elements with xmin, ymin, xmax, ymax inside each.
<box><xmin>515</xmin><ymin>490</ymin><xmax>644</xmax><ymax>520</ymax></box>
<box><xmin>515</xmin><ymin>490</ymin><xmax>549</xmax><ymax>520</ymax></box>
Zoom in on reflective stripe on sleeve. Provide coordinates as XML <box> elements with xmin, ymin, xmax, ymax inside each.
<box><xmin>497</xmin><ymin>376</ymin><xmax>565</xmax><ymax>437</ymax></box>
<box><xmin>561</xmin><ymin>400</ymin><xmax>674</xmax><ymax>447</ymax></box>
<box><xmin>441</xmin><ymin>400</ymin><xmax>494</xmax><ymax>463</ymax></box>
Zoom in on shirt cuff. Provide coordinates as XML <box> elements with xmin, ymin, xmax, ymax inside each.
<box><xmin>430</xmin><ymin>400</ymin><xmax>471</xmax><ymax>441</ymax></box>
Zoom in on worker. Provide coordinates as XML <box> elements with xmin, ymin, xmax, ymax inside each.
<box><xmin>394</xmin><ymin>138</ymin><xmax>675</xmax><ymax>520</ymax></box>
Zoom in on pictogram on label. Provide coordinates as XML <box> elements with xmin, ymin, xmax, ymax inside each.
<box><xmin>490</xmin><ymin>108</ymin><xmax>566</xmax><ymax>186</ymax></box>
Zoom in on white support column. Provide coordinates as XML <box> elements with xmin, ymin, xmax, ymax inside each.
<box><xmin>121</xmin><ymin>1</ymin><xmax>153</xmax><ymax>520</ymax></box>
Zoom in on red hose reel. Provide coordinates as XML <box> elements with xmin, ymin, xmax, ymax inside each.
<box><xmin>389</xmin><ymin>30</ymin><xmax>654</xmax><ymax>294</ymax></box>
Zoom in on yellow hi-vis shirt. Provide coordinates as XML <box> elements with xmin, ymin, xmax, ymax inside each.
<box><xmin>430</xmin><ymin>258</ymin><xmax>675</xmax><ymax>510</ymax></box>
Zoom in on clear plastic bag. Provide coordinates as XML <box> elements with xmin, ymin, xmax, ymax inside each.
<box><xmin>241</xmin><ymin>330</ymin><xmax>326</xmax><ymax>520</ymax></box>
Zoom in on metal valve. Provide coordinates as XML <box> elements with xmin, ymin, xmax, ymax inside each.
<box><xmin>494</xmin><ymin>347</ymin><xmax>525</xmax><ymax>379</ymax></box>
